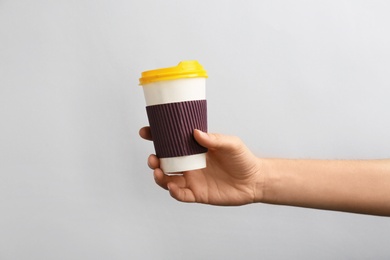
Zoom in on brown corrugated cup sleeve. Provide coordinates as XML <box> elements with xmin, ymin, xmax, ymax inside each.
<box><xmin>146</xmin><ymin>100</ymin><xmax>208</xmax><ymax>158</ymax></box>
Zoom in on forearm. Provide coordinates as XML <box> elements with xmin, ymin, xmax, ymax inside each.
<box><xmin>259</xmin><ymin>158</ymin><xmax>390</xmax><ymax>216</ymax></box>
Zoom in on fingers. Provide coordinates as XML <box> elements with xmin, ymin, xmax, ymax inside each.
<box><xmin>193</xmin><ymin>129</ymin><xmax>242</xmax><ymax>151</ymax></box>
<box><xmin>147</xmin><ymin>154</ymin><xmax>160</xmax><ymax>169</ymax></box>
<box><xmin>152</xmin><ymin>170</ymin><xmax>196</xmax><ymax>203</ymax></box>
<box><xmin>168</xmin><ymin>182</ymin><xmax>196</xmax><ymax>203</ymax></box>
<box><xmin>153</xmin><ymin>168</ymin><xmax>168</xmax><ymax>190</ymax></box>
<box><xmin>153</xmin><ymin>168</ymin><xmax>187</xmax><ymax>191</ymax></box>
<box><xmin>139</xmin><ymin>126</ymin><xmax>152</xmax><ymax>141</ymax></box>
<box><xmin>147</xmin><ymin>155</ymin><xmax>187</xmax><ymax>195</ymax></box>
<box><xmin>151</xmin><ymin>163</ymin><xmax>196</xmax><ymax>203</ymax></box>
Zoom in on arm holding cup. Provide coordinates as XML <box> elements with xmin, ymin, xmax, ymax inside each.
<box><xmin>139</xmin><ymin>126</ymin><xmax>390</xmax><ymax>216</ymax></box>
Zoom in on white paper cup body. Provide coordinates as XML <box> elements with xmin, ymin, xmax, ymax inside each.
<box><xmin>142</xmin><ymin>77</ymin><xmax>207</xmax><ymax>174</ymax></box>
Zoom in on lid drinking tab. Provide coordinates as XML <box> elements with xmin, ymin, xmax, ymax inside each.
<box><xmin>139</xmin><ymin>60</ymin><xmax>208</xmax><ymax>85</ymax></box>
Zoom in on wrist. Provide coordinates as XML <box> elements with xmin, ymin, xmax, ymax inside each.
<box><xmin>253</xmin><ymin>157</ymin><xmax>268</xmax><ymax>203</ymax></box>
<box><xmin>253</xmin><ymin>158</ymin><xmax>279</xmax><ymax>204</ymax></box>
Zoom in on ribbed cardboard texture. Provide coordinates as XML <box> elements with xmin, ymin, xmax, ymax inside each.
<box><xmin>146</xmin><ymin>100</ymin><xmax>207</xmax><ymax>158</ymax></box>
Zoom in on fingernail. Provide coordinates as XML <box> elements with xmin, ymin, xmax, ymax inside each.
<box><xmin>195</xmin><ymin>129</ymin><xmax>206</xmax><ymax>136</ymax></box>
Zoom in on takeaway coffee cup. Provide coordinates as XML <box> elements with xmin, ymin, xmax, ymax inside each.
<box><xmin>139</xmin><ymin>61</ymin><xmax>208</xmax><ymax>174</ymax></box>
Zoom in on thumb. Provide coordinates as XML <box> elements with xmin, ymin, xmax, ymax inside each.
<box><xmin>193</xmin><ymin>129</ymin><xmax>241</xmax><ymax>151</ymax></box>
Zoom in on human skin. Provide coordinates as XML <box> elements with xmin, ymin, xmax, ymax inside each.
<box><xmin>139</xmin><ymin>127</ymin><xmax>390</xmax><ymax>216</ymax></box>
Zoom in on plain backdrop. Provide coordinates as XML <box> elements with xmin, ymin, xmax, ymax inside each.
<box><xmin>1</xmin><ymin>0</ymin><xmax>390</xmax><ymax>259</ymax></box>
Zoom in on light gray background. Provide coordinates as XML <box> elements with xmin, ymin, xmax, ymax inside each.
<box><xmin>1</xmin><ymin>0</ymin><xmax>390</xmax><ymax>259</ymax></box>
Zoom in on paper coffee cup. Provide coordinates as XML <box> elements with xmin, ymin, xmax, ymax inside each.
<box><xmin>139</xmin><ymin>61</ymin><xmax>208</xmax><ymax>174</ymax></box>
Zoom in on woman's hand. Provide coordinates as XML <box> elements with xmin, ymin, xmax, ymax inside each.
<box><xmin>139</xmin><ymin>127</ymin><xmax>264</xmax><ymax>206</ymax></box>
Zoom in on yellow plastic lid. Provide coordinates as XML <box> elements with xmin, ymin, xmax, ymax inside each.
<box><xmin>139</xmin><ymin>60</ymin><xmax>208</xmax><ymax>85</ymax></box>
